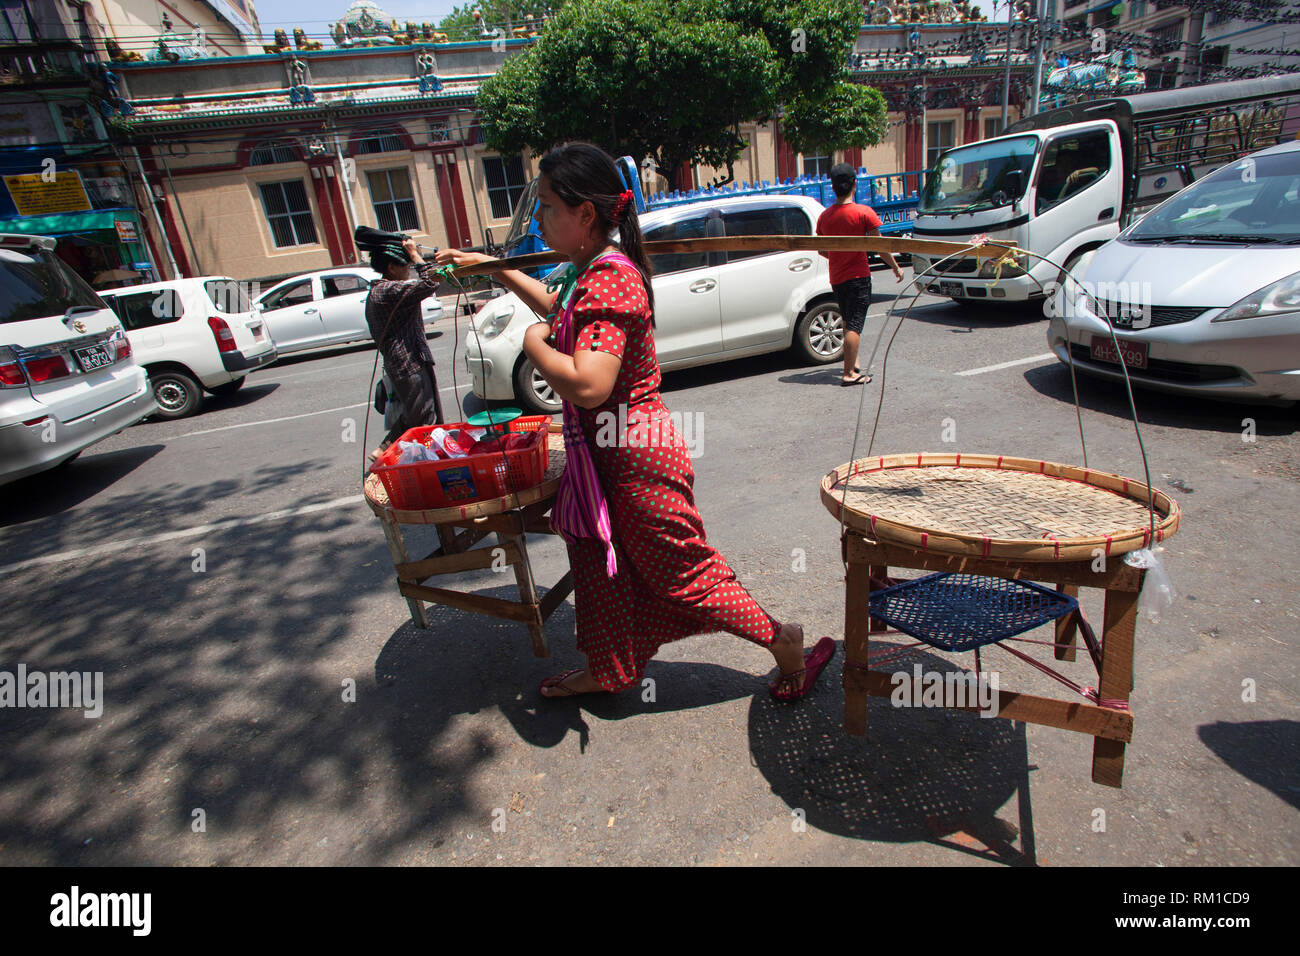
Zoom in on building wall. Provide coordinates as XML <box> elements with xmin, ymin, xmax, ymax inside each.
<box><xmin>142</xmin><ymin>112</ymin><xmax>550</xmax><ymax>283</ymax></box>
<box><xmin>86</xmin><ymin>0</ymin><xmax>263</xmax><ymax>59</ymax></box>
<box><xmin>113</xmin><ymin>19</ymin><xmax>1036</xmax><ymax>281</ymax></box>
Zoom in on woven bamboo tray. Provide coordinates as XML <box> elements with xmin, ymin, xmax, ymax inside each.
<box><xmin>821</xmin><ymin>452</ymin><xmax>1180</xmax><ymax>562</ymax></box>
<box><xmin>365</xmin><ymin>429</ymin><xmax>567</xmax><ymax>525</ymax></box>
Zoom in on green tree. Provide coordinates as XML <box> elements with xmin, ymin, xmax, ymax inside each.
<box><xmin>438</xmin><ymin>2</ymin><xmax>560</xmax><ymax>42</ymax></box>
<box><xmin>476</xmin><ymin>0</ymin><xmax>886</xmax><ymax>189</ymax></box>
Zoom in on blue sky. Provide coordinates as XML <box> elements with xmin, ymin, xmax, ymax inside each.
<box><xmin>254</xmin><ymin>1</ymin><xmax>466</xmax><ymax>41</ymax></box>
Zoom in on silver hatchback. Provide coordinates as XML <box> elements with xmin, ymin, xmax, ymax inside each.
<box><xmin>1048</xmin><ymin>140</ymin><xmax>1300</xmax><ymax>404</ymax></box>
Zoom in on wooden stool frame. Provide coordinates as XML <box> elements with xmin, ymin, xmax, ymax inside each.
<box><xmin>365</xmin><ymin>429</ymin><xmax>571</xmax><ymax>657</ymax></box>
<box><xmin>841</xmin><ymin>532</ymin><xmax>1146</xmax><ymax>788</ymax></box>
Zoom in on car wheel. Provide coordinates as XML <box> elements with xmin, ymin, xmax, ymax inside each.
<box><xmin>149</xmin><ymin>369</ymin><xmax>203</xmax><ymax>419</ymax></box>
<box><xmin>208</xmin><ymin>377</ymin><xmax>245</xmax><ymax>397</ymax></box>
<box><xmin>514</xmin><ymin>357</ymin><xmax>562</xmax><ymax>415</ymax></box>
<box><xmin>793</xmin><ymin>301</ymin><xmax>844</xmax><ymax>364</ymax></box>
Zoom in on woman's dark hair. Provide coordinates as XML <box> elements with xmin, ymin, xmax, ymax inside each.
<box><xmin>538</xmin><ymin>141</ymin><xmax>656</xmax><ymax>320</ymax></box>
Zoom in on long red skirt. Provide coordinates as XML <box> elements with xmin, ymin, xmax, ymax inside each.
<box><xmin>566</xmin><ymin>408</ymin><xmax>776</xmax><ymax>691</ymax></box>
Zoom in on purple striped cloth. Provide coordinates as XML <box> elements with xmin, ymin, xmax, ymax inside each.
<box><xmin>550</xmin><ymin>250</ymin><xmax>639</xmax><ymax>577</ymax></box>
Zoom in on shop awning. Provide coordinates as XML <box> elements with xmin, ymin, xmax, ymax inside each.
<box><xmin>0</xmin><ymin>208</ymin><xmax>136</xmax><ymax>237</ymax></box>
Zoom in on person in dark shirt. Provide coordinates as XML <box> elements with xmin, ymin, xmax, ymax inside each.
<box><xmin>365</xmin><ymin>237</ymin><xmax>445</xmax><ymax>458</ymax></box>
<box><xmin>816</xmin><ymin>163</ymin><xmax>904</xmax><ymax>386</ymax></box>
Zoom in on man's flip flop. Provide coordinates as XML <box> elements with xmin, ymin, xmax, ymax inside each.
<box><xmin>840</xmin><ymin>373</ymin><xmax>869</xmax><ymax>386</ymax></box>
<box><xmin>769</xmin><ymin>637</ymin><xmax>837</xmax><ymax>702</ymax></box>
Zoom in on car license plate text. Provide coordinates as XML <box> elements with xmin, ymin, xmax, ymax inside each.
<box><xmin>74</xmin><ymin>344</ymin><xmax>113</xmax><ymax>372</ymax></box>
<box><xmin>939</xmin><ymin>281</ymin><xmax>963</xmax><ymax>297</ymax></box>
<box><xmin>1090</xmin><ymin>335</ymin><xmax>1148</xmax><ymax>370</ymax></box>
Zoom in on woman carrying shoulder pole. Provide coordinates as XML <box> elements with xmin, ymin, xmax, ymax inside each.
<box><xmin>436</xmin><ymin>142</ymin><xmax>833</xmax><ymax>701</ymax></box>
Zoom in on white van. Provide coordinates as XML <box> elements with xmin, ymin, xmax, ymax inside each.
<box><xmin>910</xmin><ymin>74</ymin><xmax>1300</xmax><ymax>305</ymax></box>
<box><xmin>1</xmin><ymin>234</ymin><xmax>154</xmax><ymax>485</ymax></box>
<box><xmin>1046</xmin><ymin>140</ymin><xmax>1300</xmax><ymax>405</ymax></box>
<box><xmin>100</xmin><ymin>277</ymin><xmax>277</xmax><ymax>419</ymax></box>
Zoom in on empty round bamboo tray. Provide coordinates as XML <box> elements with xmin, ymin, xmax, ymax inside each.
<box><xmin>821</xmin><ymin>452</ymin><xmax>1180</xmax><ymax>562</ymax></box>
<box><xmin>365</xmin><ymin>429</ymin><xmax>567</xmax><ymax>525</ymax></box>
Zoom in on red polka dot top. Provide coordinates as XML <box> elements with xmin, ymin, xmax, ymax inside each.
<box><xmin>546</xmin><ymin>255</ymin><xmax>662</xmax><ymax>416</ymax></box>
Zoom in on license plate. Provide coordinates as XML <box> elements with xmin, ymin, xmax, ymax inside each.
<box><xmin>252</xmin><ymin>326</ymin><xmax>264</xmax><ymax>341</ymax></box>
<box><xmin>74</xmin><ymin>344</ymin><xmax>113</xmax><ymax>372</ymax></box>
<box><xmin>939</xmin><ymin>281</ymin><xmax>963</xmax><ymax>297</ymax></box>
<box><xmin>1090</xmin><ymin>335</ymin><xmax>1148</xmax><ymax>370</ymax></box>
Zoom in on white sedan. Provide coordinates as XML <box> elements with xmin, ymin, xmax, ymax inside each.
<box><xmin>256</xmin><ymin>267</ymin><xmax>443</xmax><ymax>355</ymax></box>
<box><xmin>466</xmin><ymin>194</ymin><xmax>843</xmax><ymax>413</ymax></box>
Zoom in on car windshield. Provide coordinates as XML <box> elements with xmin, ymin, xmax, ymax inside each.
<box><xmin>920</xmin><ymin>136</ymin><xmax>1039</xmax><ymax>214</ymax></box>
<box><xmin>1125</xmin><ymin>150</ymin><xmax>1300</xmax><ymax>243</ymax></box>
<box><xmin>0</xmin><ymin>245</ymin><xmax>104</xmax><ymax>324</ymax></box>
<box><xmin>502</xmin><ymin>176</ymin><xmax>540</xmax><ymax>254</ymax></box>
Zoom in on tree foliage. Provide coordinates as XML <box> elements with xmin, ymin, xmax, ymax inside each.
<box><xmin>438</xmin><ymin>2</ymin><xmax>561</xmax><ymax>43</ymax></box>
<box><xmin>476</xmin><ymin>0</ymin><xmax>887</xmax><ymax>188</ymax></box>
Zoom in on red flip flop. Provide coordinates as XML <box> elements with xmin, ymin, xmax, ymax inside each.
<box><xmin>769</xmin><ymin>637</ymin><xmax>837</xmax><ymax>702</ymax></box>
<box><xmin>539</xmin><ymin>668</ymin><xmax>586</xmax><ymax>698</ymax></box>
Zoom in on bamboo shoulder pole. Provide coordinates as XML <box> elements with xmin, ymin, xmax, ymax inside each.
<box><xmin>443</xmin><ymin>235</ymin><xmax>1021</xmax><ymax>279</ymax></box>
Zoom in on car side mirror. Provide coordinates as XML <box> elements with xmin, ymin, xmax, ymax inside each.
<box><xmin>1003</xmin><ymin>168</ymin><xmax>1025</xmax><ymax>198</ymax></box>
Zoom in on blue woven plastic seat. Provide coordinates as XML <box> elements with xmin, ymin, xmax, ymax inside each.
<box><xmin>868</xmin><ymin>573</ymin><xmax>1079</xmax><ymax>652</ymax></box>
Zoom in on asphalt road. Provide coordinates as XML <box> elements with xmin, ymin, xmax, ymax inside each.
<box><xmin>1</xmin><ymin>275</ymin><xmax>1296</xmax><ymax>866</ymax></box>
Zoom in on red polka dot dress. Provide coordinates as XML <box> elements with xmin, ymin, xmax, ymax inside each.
<box><xmin>546</xmin><ymin>253</ymin><xmax>778</xmax><ymax>692</ymax></box>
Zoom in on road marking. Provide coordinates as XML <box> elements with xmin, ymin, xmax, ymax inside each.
<box><xmin>256</xmin><ymin>359</ymin><xmax>374</xmax><ymax>382</ymax></box>
<box><xmin>955</xmin><ymin>353</ymin><xmax>1055</xmax><ymax>376</ymax></box>
<box><xmin>0</xmin><ymin>495</ymin><xmax>366</xmax><ymax>575</ymax></box>
<box><xmin>177</xmin><ymin>403</ymin><xmax>368</xmax><ymax>438</ymax></box>
<box><xmin>173</xmin><ymin>382</ymin><xmax>475</xmax><ymax>439</ymax></box>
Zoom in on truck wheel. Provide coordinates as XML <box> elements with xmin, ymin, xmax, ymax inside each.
<box><xmin>148</xmin><ymin>369</ymin><xmax>203</xmax><ymax>419</ymax></box>
<box><xmin>793</xmin><ymin>301</ymin><xmax>844</xmax><ymax>364</ymax></box>
<box><xmin>514</xmin><ymin>358</ymin><xmax>562</xmax><ymax>415</ymax></box>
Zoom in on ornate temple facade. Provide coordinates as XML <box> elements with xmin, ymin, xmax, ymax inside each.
<box><xmin>4</xmin><ymin>0</ymin><xmax>1036</xmax><ymax>285</ymax></box>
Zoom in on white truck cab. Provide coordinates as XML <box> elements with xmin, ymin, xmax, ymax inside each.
<box><xmin>909</xmin><ymin>73</ymin><xmax>1300</xmax><ymax>305</ymax></box>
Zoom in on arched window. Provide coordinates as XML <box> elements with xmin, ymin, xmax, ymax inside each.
<box><xmin>353</xmin><ymin>128</ymin><xmax>408</xmax><ymax>155</ymax></box>
<box><xmin>248</xmin><ymin>141</ymin><xmax>301</xmax><ymax>165</ymax></box>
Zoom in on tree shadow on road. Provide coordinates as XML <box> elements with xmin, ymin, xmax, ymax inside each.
<box><xmin>0</xmin><ymin>444</ymin><xmax>165</xmax><ymax>528</ymax></box>
<box><xmin>374</xmin><ymin>589</ymin><xmax>767</xmax><ymax>754</ymax></box>
<box><xmin>0</xmin><ymin>470</ymin><xmax>499</xmax><ymax>864</ymax></box>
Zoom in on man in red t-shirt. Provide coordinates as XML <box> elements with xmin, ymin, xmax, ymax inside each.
<box><xmin>816</xmin><ymin>163</ymin><xmax>904</xmax><ymax>385</ymax></box>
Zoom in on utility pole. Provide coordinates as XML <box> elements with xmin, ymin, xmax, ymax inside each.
<box><xmin>1001</xmin><ymin>0</ymin><xmax>1014</xmax><ymax>128</ymax></box>
<box><xmin>1030</xmin><ymin>0</ymin><xmax>1047</xmax><ymax>116</ymax></box>
<box><xmin>1183</xmin><ymin>11</ymin><xmax>1205</xmax><ymax>87</ymax></box>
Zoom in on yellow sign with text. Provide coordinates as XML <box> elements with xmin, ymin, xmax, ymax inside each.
<box><xmin>4</xmin><ymin>171</ymin><xmax>93</xmax><ymax>215</ymax></box>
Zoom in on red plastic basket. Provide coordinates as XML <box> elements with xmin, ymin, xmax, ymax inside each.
<box><xmin>369</xmin><ymin>415</ymin><xmax>552</xmax><ymax>510</ymax></box>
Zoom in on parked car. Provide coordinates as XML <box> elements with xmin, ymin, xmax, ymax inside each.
<box><xmin>466</xmin><ymin>194</ymin><xmax>842</xmax><ymax>413</ymax></box>
<box><xmin>1</xmin><ymin>234</ymin><xmax>155</xmax><ymax>485</ymax></box>
<box><xmin>99</xmin><ymin>276</ymin><xmax>277</xmax><ymax>419</ymax></box>
<box><xmin>1046</xmin><ymin>139</ymin><xmax>1300</xmax><ymax>405</ymax></box>
<box><xmin>255</xmin><ymin>266</ymin><xmax>444</xmax><ymax>355</ymax></box>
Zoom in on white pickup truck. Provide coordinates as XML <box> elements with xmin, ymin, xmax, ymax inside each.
<box><xmin>908</xmin><ymin>74</ymin><xmax>1300</xmax><ymax>305</ymax></box>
